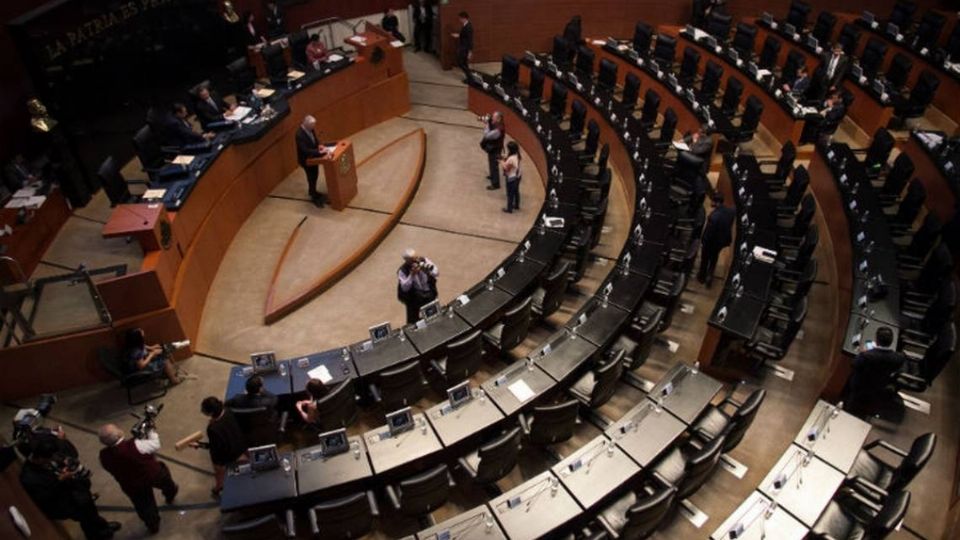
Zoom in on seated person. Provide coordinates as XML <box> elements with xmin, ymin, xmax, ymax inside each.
<box><xmin>3</xmin><ymin>154</ymin><xmax>41</xmax><ymax>192</ymax></box>
<box><xmin>306</xmin><ymin>34</ymin><xmax>329</xmax><ymax>67</ymax></box>
<box><xmin>194</xmin><ymin>86</ymin><xmax>234</xmax><ymax>129</ymax></box>
<box><xmin>799</xmin><ymin>90</ymin><xmax>845</xmax><ymax>144</ymax></box>
<box><xmin>843</xmin><ymin>326</ymin><xmax>906</xmax><ymax>417</ymax></box>
<box><xmin>781</xmin><ymin>65</ymin><xmax>811</xmax><ymax>98</ymax></box>
<box><xmin>161</xmin><ymin>103</ymin><xmax>215</xmax><ymax>147</ymax></box>
<box><xmin>124</xmin><ymin>328</ymin><xmax>181</xmax><ymax>385</ymax></box>
<box><xmin>294</xmin><ymin>378</ymin><xmax>329</xmax><ymax>424</ymax></box>
<box><xmin>681</xmin><ymin>126</ymin><xmax>713</xmax><ymax>161</ymax></box>
<box><xmin>381</xmin><ymin>9</ymin><xmax>405</xmax><ymax>42</ymax></box>
<box><xmin>226</xmin><ymin>375</ymin><xmax>278</xmax><ymax>411</ymax></box>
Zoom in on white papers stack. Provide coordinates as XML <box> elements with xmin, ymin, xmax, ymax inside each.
<box><xmin>591</xmin><ymin>39</ymin><xmax>606</xmax><ymax>46</ymax></box>
<box><xmin>288</xmin><ymin>70</ymin><xmax>305</xmax><ymax>80</ymax></box>
<box><xmin>141</xmin><ymin>188</ymin><xmax>167</xmax><ymax>200</ymax></box>
<box><xmin>756</xmin><ymin>68</ymin><xmax>772</xmax><ymax>78</ymax></box>
<box><xmin>254</xmin><ymin>88</ymin><xmax>275</xmax><ymax>98</ymax></box>
<box><xmin>390</xmin><ymin>40</ymin><xmax>404</xmax><ymax>48</ymax></box>
<box><xmin>225</xmin><ymin>106</ymin><xmax>252</xmax><ymax>122</ymax></box>
<box><xmin>5</xmin><ymin>196</ymin><xmax>45</xmax><ymax>209</ymax></box>
<box><xmin>508</xmin><ymin>379</ymin><xmax>535</xmax><ymax>402</ymax></box>
<box><xmin>801</xmin><ymin>106</ymin><xmax>818</xmax><ymax>115</ymax></box>
<box><xmin>13</xmin><ymin>188</ymin><xmax>36</xmax><ymax>198</ymax></box>
<box><xmin>692</xmin><ymin>28</ymin><xmax>709</xmax><ymax>41</ymax></box>
<box><xmin>672</xmin><ymin>141</ymin><xmax>691</xmax><ymax>151</ymax></box>
<box><xmin>172</xmin><ymin>155</ymin><xmax>194</xmax><ymax>166</ymax></box>
<box><xmin>308</xmin><ymin>364</ymin><xmax>333</xmax><ymax>383</ymax></box>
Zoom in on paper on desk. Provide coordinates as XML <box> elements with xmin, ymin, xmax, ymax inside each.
<box><xmin>225</xmin><ymin>106</ymin><xmax>252</xmax><ymax>122</ymax></box>
<box><xmin>801</xmin><ymin>106</ymin><xmax>818</xmax><ymax>115</ymax></box>
<box><xmin>141</xmin><ymin>188</ymin><xmax>167</xmax><ymax>200</ymax></box>
<box><xmin>692</xmin><ymin>28</ymin><xmax>709</xmax><ymax>41</ymax></box>
<box><xmin>508</xmin><ymin>379</ymin><xmax>535</xmax><ymax>402</ymax></box>
<box><xmin>12</xmin><ymin>188</ymin><xmax>36</xmax><ymax>198</ymax></box>
<box><xmin>328</xmin><ymin>54</ymin><xmax>344</xmax><ymax>62</ymax></box>
<box><xmin>308</xmin><ymin>364</ymin><xmax>333</xmax><ymax>383</ymax></box>
<box><xmin>591</xmin><ymin>39</ymin><xmax>606</xmax><ymax>45</ymax></box>
<box><xmin>390</xmin><ymin>40</ymin><xmax>404</xmax><ymax>48</ymax></box>
<box><xmin>672</xmin><ymin>141</ymin><xmax>691</xmax><ymax>151</ymax></box>
<box><xmin>4</xmin><ymin>198</ymin><xmax>30</xmax><ymax>209</ymax></box>
<box><xmin>172</xmin><ymin>155</ymin><xmax>194</xmax><ymax>166</ymax></box>
<box><xmin>288</xmin><ymin>70</ymin><xmax>305</xmax><ymax>80</ymax></box>
<box><xmin>254</xmin><ymin>88</ymin><xmax>275</xmax><ymax>98</ymax></box>
<box><xmin>756</xmin><ymin>68</ymin><xmax>772</xmax><ymax>78</ymax></box>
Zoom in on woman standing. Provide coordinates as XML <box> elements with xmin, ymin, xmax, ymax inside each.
<box><xmin>501</xmin><ymin>141</ymin><xmax>522</xmax><ymax>213</ymax></box>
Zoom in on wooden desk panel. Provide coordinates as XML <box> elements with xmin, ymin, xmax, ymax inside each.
<box><xmin>900</xmin><ymin>135</ymin><xmax>957</xmax><ymax>223</ymax></box>
<box><xmin>753</xmin><ymin>24</ymin><xmax>822</xmax><ymax>75</ymax></box>
<box><xmin>0</xmin><ymin>188</ymin><xmax>70</xmax><ymax>281</ymax></box>
<box><xmin>842</xmin><ymin>80</ymin><xmax>894</xmax><ymax>137</ymax></box>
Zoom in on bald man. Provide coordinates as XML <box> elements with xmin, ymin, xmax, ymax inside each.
<box><xmin>295</xmin><ymin>115</ymin><xmax>330</xmax><ymax>208</ymax></box>
<box><xmin>397</xmin><ymin>248</ymin><xmax>439</xmax><ymax>324</ymax></box>
<box><xmin>98</xmin><ymin>424</ymin><xmax>178</xmax><ymax>534</ymax></box>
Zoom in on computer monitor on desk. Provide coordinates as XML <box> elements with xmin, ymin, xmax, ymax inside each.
<box><xmin>369</xmin><ymin>322</ymin><xmax>391</xmax><ymax>343</ymax></box>
<box><xmin>251</xmin><ymin>351</ymin><xmax>277</xmax><ymax>374</ymax></box>
<box><xmin>386</xmin><ymin>407</ymin><xmax>414</xmax><ymax>436</ymax></box>
<box><xmin>249</xmin><ymin>444</ymin><xmax>281</xmax><ymax>472</ymax></box>
<box><xmin>319</xmin><ymin>428</ymin><xmax>349</xmax><ymax>456</ymax></box>
<box><xmin>419</xmin><ymin>299</ymin><xmax>440</xmax><ymax>321</ymax></box>
<box><xmin>447</xmin><ymin>381</ymin><xmax>473</xmax><ymax>410</ymax></box>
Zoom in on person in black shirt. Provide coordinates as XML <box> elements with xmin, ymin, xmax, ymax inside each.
<box><xmin>412</xmin><ymin>0</ymin><xmax>434</xmax><ymax>53</ymax></box>
<box><xmin>451</xmin><ymin>11</ymin><xmax>473</xmax><ymax>82</ymax></box>
<box><xmin>162</xmin><ymin>103</ymin><xmax>214</xmax><ymax>147</ymax></box>
<box><xmin>295</xmin><ymin>115</ymin><xmax>330</xmax><ymax>208</ymax></box>
<box><xmin>20</xmin><ymin>438</ymin><xmax>120</xmax><ymax>539</ymax></box>
<box><xmin>264</xmin><ymin>1</ymin><xmax>285</xmax><ymax>38</ymax></box>
<box><xmin>226</xmin><ymin>375</ymin><xmax>278</xmax><ymax>424</ymax></box>
<box><xmin>698</xmin><ymin>193</ymin><xmax>735</xmax><ymax>288</ymax></box>
<box><xmin>381</xmin><ymin>8</ymin><xmax>405</xmax><ymax>42</ymax></box>
<box><xmin>844</xmin><ymin>327</ymin><xmax>906</xmax><ymax>417</ymax></box>
<box><xmin>194</xmin><ymin>86</ymin><xmax>234</xmax><ymax>130</ymax></box>
<box><xmin>193</xmin><ymin>397</ymin><xmax>246</xmax><ymax>498</ymax></box>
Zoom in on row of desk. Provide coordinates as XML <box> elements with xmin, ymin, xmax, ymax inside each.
<box><xmin>711</xmin><ymin>400</ymin><xmax>872</xmax><ymax>539</ymax></box>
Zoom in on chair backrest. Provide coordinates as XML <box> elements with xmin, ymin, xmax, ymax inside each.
<box><xmin>226</xmin><ymin>57</ymin><xmax>257</xmax><ymax>95</ymax></box>
<box><xmin>922</xmin><ymin>323</ymin><xmax>956</xmax><ymax>384</ymax></box>
<box><xmin>498</xmin><ymin>296</ymin><xmax>533</xmax><ymax>351</ymax></box>
<box><xmin>896</xmin><ymin>179</ymin><xmax>926</xmax><ymax>225</ymax></box>
<box><xmin>587</xmin><ymin>349</ymin><xmax>625</xmax><ymax>408</ymax></box>
<box><xmin>917</xmin><ymin>243</ymin><xmax>951</xmax><ymax>294</ymax></box>
<box><xmin>314</xmin><ymin>379</ymin><xmax>359</xmax><ymax>432</ymax></box>
<box><xmin>886</xmin><ymin>53</ymin><xmax>912</xmax><ymax>89</ymax></box>
<box><xmin>888</xmin><ymin>432</ymin><xmax>937</xmax><ymax>492</ymax></box>
<box><xmin>598</xmin><ymin>57</ymin><xmax>618</xmax><ymax>90</ymax></box>
<box><xmin>889</xmin><ymin>0</ymin><xmax>917</xmax><ymax>28</ymax></box>
<box><xmin>536</xmin><ymin>261</ymin><xmax>570</xmax><ymax>319</ymax></box>
<box><xmin>759</xmin><ymin>36</ymin><xmax>781</xmax><ymax>70</ymax></box>
<box><xmin>659</xmin><ymin>273</ymin><xmax>688</xmax><ymax>330</ymax></box>
<box><xmin>397</xmin><ymin>464</ymin><xmax>450</xmax><ymax>516</ymax></box>
<box><xmin>528</xmin><ymin>400</ymin><xmax>579</xmax><ymax>444</ymax></box>
<box><xmin>569</xmin><ymin>100</ymin><xmax>587</xmax><ymax>136</ymax></box>
<box><xmin>377</xmin><ymin>361</ymin><xmax>426</xmax><ymax>411</ymax></box>
<box><xmin>529</xmin><ymin>68</ymin><xmax>545</xmax><ymax>101</ymax></box>
<box><xmin>634</xmin><ymin>22</ymin><xmax>654</xmax><ymax>53</ymax></box>
<box><xmin>97</xmin><ymin>156</ymin><xmax>130</xmax><ymax>207</ymax></box>
<box><xmin>787</xmin><ymin>0</ymin><xmax>811</xmax><ymax>29</ymax></box>
<box><xmin>680</xmin><ymin>47</ymin><xmax>701</xmax><ymax>79</ymax></box>
<box><xmin>723</xmin><ymin>389</ymin><xmax>766</xmax><ymax>452</ymax></box>
<box><xmin>623</xmin><ymin>72</ymin><xmax>641</xmax><ymax>108</ymax></box>
<box><xmin>549</xmin><ymin>81</ymin><xmax>568</xmax><ymax>118</ymax></box>
<box><xmin>776</xmin><ymin>141</ymin><xmax>797</xmax><ymax>179</ymax></box>
<box><xmin>262</xmin><ymin>43</ymin><xmax>287</xmax><ymax>82</ymax></box>
<box><xmin>229</xmin><ymin>406</ymin><xmax>276</xmax><ymax>448</ymax></box>
<box><xmin>659</xmin><ymin>108</ymin><xmax>678</xmax><ymax>145</ymax></box>
<box><xmin>311</xmin><ymin>492</ymin><xmax>375</xmax><ymax>539</ymax></box>
<box><xmin>701</xmin><ymin>61</ymin><xmax>723</xmax><ymax>96</ymax></box>
<box><xmin>443</xmin><ymin>329</ymin><xmax>483</xmax><ymax>382</ymax></box>
<box><xmin>630</xmin><ymin>304</ymin><xmax>664</xmax><ymax>369</ymax></box>
<box><xmin>838</xmin><ymin>23</ymin><xmax>861</xmax><ymax>55</ymax></box>
<box><xmin>916</xmin><ymin>10</ymin><xmax>945</xmax><ymax>48</ymax></box>
<box><xmin>785</xmin><ymin>165</ymin><xmax>809</xmax><ymax>207</ymax></box>
<box><xmin>861</xmin><ymin>38</ymin><xmax>887</xmax><ymax>79</ymax></box>
<box><xmin>732</xmin><ymin>23</ymin><xmax>757</xmax><ymax>54</ymax></box>
<box><xmin>678</xmin><ymin>434</ymin><xmax>726</xmax><ymax>499</ymax></box>
<box><xmin>883</xmin><ymin>152</ymin><xmax>913</xmax><ymax>197</ymax></box>
<box><xmin>132</xmin><ymin>125</ymin><xmax>164</xmax><ymax>169</ymax></box>
<box><xmin>865</xmin><ymin>128</ymin><xmax>895</xmax><ymax>171</ymax></box>
<box><xmin>865</xmin><ymin>491</ymin><xmax>911</xmax><ymax>538</ymax></box>
<box><xmin>911</xmin><ymin>70</ymin><xmax>940</xmax><ymax>107</ymax></box>
<box><xmin>641</xmin><ymin>89</ymin><xmax>661</xmax><ymax>125</ymax></box>
<box><xmin>792</xmin><ymin>193</ymin><xmax>816</xmax><ymax>233</ymax></box>
<box><xmin>782</xmin><ymin>50</ymin><xmax>805</xmax><ymax>82</ymax></box>
<box><xmin>474</xmin><ymin>427</ymin><xmax>522</xmax><ymax>484</ymax></box>
<box><xmin>501</xmin><ymin>54</ymin><xmax>520</xmax><ymax>87</ymax></box>
<box><xmin>222</xmin><ymin>514</ymin><xmax>284</xmax><ymax>538</ymax></box>
<box><xmin>740</xmin><ymin>95</ymin><xmax>764</xmax><ymax>132</ymax></box>
<box><xmin>919</xmin><ymin>279</ymin><xmax>955</xmax><ymax>332</ymax></box>
<box><xmin>622</xmin><ymin>485</ymin><xmax>677</xmax><ymax>539</ymax></box>
<box><xmin>812</xmin><ymin>11</ymin><xmax>836</xmax><ymax>43</ymax></box>
<box><xmin>289</xmin><ymin>30</ymin><xmax>309</xmax><ymax>67</ymax></box>
<box><xmin>906</xmin><ymin>212</ymin><xmax>941</xmax><ymax>260</ymax></box>
<box><xmin>596</xmin><ymin>143</ymin><xmax>610</xmax><ymax>172</ymax></box>
<box><xmin>552</xmin><ymin>35</ymin><xmax>571</xmax><ymax>66</ymax></box>
<box><xmin>584</xmin><ymin>119</ymin><xmax>600</xmax><ymax>155</ymax></box>
<box><xmin>653</xmin><ymin>34</ymin><xmax>676</xmax><ymax>68</ymax></box>
<box><xmin>706</xmin><ymin>12</ymin><xmax>732</xmax><ymax>40</ymax></box>
<box><xmin>721</xmin><ymin>77</ymin><xmax>743</xmax><ymax>113</ymax></box>
<box><xmin>576</xmin><ymin>45</ymin><xmax>596</xmax><ymax>77</ymax></box>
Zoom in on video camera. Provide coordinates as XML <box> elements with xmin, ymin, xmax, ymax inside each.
<box><xmin>12</xmin><ymin>394</ymin><xmax>57</xmax><ymax>445</ymax></box>
<box><xmin>161</xmin><ymin>339</ymin><xmax>191</xmax><ymax>357</ymax></box>
<box><xmin>130</xmin><ymin>403</ymin><xmax>164</xmax><ymax>440</ymax></box>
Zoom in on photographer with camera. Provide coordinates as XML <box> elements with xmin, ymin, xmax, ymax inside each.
<box><xmin>397</xmin><ymin>248</ymin><xmax>439</xmax><ymax>324</ymax></box>
<box><xmin>20</xmin><ymin>437</ymin><xmax>120</xmax><ymax>539</ymax></box>
<box><xmin>123</xmin><ymin>328</ymin><xmax>189</xmax><ymax>385</ymax></box>
<box><xmin>97</xmin><ymin>408</ymin><xmax>178</xmax><ymax>534</ymax></box>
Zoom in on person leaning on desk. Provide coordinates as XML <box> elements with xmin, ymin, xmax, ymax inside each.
<box><xmin>843</xmin><ymin>326</ymin><xmax>907</xmax><ymax>418</ymax></box>
<box><xmin>799</xmin><ymin>90</ymin><xmax>845</xmax><ymax>144</ymax></box>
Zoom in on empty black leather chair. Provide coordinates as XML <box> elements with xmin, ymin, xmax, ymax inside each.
<box><xmin>624</xmin><ymin>301</ymin><xmax>667</xmax><ymax>360</ymax></box>
<box><xmin>746</xmin><ymin>296</ymin><xmax>808</xmax><ymax>363</ymax></box>
<box><xmin>528</xmin><ymin>68</ymin><xmax>545</xmax><ymax>101</ymax></box>
<box><xmin>307</xmin><ymin>491</ymin><xmax>378</xmax><ymax>540</ymax></box>
<box><xmin>900</xmin><ymin>213</ymin><xmax>942</xmax><ymax>263</ymax></box>
<box><xmin>639</xmin><ymin>89</ymin><xmax>661</xmax><ymax>130</ymax></box>
<box><xmin>678</xmin><ymin>47</ymin><xmax>701</xmax><ymax>86</ymax></box>
<box><xmin>385</xmin><ymin>464</ymin><xmax>454</xmax><ymax>524</ymax></box>
<box><xmin>552</xmin><ymin>35</ymin><xmax>571</xmax><ymax>67</ymax></box>
<box><xmin>650</xmin><ymin>435</ymin><xmax>727</xmax><ymax>500</ymax></box>
<box><xmin>811</xmin><ymin>11</ymin><xmax>837</xmax><ymax>44</ymax></box>
<box><xmin>576</xmin><ymin>45</ymin><xmax>596</xmax><ymax>78</ymax></box>
<box><xmin>633</xmin><ymin>22</ymin><xmax>654</xmax><ymax>53</ymax></box>
<box><xmin>914</xmin><ymin>10</ymin><xmax>946</xmax><ymax>49</ymax></box>
<box><xmin>595</xmin><ymin>485</ymin><xmax>677</xmax><ymax>539</ymax></box>
<box><xmin>98</xmin><ymin>156</ymin><xmax>144</xmax><ymax>206</ymax></box>
<box><xmin>598</xmin><ymin>57</ymin><xmax>618</xmax><ymax>91</ymax></box>
<box><xmin>230</xmin><ymin>406</ymin><xmax>283</xmax><ymax>448</ymax></box>
<box><xmin>775</xmin><ymin>164</ymin><xmax>809</xmax><ymax>212</ymax></box>
<box><xmin>810</xmin><ymin>490</ymin><xmax>910</xmax><ymax>540</ymax></box>
<box><xmin>312</xmin><ymin>379</ymin><xmax>359</xmax><ymax>432</ymax></box>
<box><xmin>838</xmin><ymin>23</ymin><xmax>862</xmax><ymax>55</ymax></box>
<box><xmin>786</xmin><ymin>0</ymin><xmax>812</xmax><ymax>30</ymax></box>
<box><xmin>483</xmin><ymin>296</ymin><xmax>533</xmax><ymax>355</ymax></box>
<box><xmin>691</xmin><ymin>389</ymin><xmax>766</xmax><ymax>453</ymax></box>
<box><xmin>699</xmin><ymin>60</ymin><xmax>723</xmax><ymax>102</ymax></box>
<box><xmin>577</xmin><ymin>120</ymin><xmax>601</xmax><ymax>164</ymax></box>
<box><xmin>732</xmin><ymin>23</ymin><xmax>757</xmax><ymax>56</ymax></box>
<box><xmin>726</xmin><ymin>95</ymin><xmax>763</xmax><ymax>143</ymax></box>
<box><xmin>262</xmin><ymin>43</ymin><xmax>289</xmax><ymax>87</ymax></box>
<box><xmin>719</xmin><ymin>77</ymin><xmax>744</xmax><ymax>115</ymax></box>
<box><xmin>519</xmin><ymin>400</ymin><xmax>579</xmax><ymax>445</ymax></box>
<box><xmin>569</xmin><ymin>99</ymin><xmax>587</xmax><ymax>140</ymax></box>
<box><xmin>569</xmin><ymin>349</ymin><xmax>625</xmax><ymax>408</ymax></box>
<box><xmin>860</xmin><ymin>39</ymin><xmax>888</xmax><ymax>80</ymax></box>
<box><xmin>226</xmin><ymin>57</ymin><xmax>257</xmax><ymax>96</ymax></box>
<box><xmin>501</xmin><ymin>54</ymin><xmax>520</xmax><ymax>87</ymax></box>
<box><xmin>859</xmin><ymin>128</ymin><xmax>895</xmax><ymax>177</ymax></box>
<box><xmin>757</xmin><ymin>140</ymin><xmax>796</xmax><ymax>191</ymax></box>
<box><xmin>531</xmin><ymin>261</ymin><xmax>570</xmax><ymax>319</ymax></box>
<box><xmin>885</xmin><ymin>53</ymin><xmax>912</xmax><ymax>90</ymax></box>
<box><xmin>847</xmin><ymin>433</ymin><xmax>936</xmax><ymax>498</ymax></box>
<box><xmin>653</xmin><ymin>34</ymin><xmax>677</xmax><ymax>69</ymax></box>
<box><xmin>878</xmin><ymin>152</ymin><xmax>914</xmax><ymax>204</ymax></box>
<box><xmin>889</xmin><ymin>0</ymin><xmax>917</xmax><ymax>30</ymax></box>
<box><xmin>891</xmin><ymin>179</ymin><xmax>926</xmax><ymax>231</ymax></box>
<box><xmin>549</xmin><ymin>80</ymin><xmax>569</xmax><ymax>119</ymax></box>
<box><xmin>758</xmin><ymin>35</ymin><xmax>782</xmax><ymax>70</ymax></box>
<box><xmin>368</xmin><ymin>361</ymin><xmax>428</xmax><ymax>412</ymax></box>
<box><xmin>458</xmin><ymin>426</ymin><xmax>522</xmax><ymax>485</ymax></box>
<box><xmin>894</xmin><ymin>69</ymin><xmax>940</xmax><ymax>122</ymax></box>
<box><xmin>622</xmin><ymin>72</ymin><xmax>641</xmax><ymax>111</ymax></box>
<box><xmin>288</xmin><ymin>30</ymin><xmax>309</xmax><ymax>70</ymax></box>
<box><xmin>706</xmin><ymin>12</ymin><xmax>732</xmax><ymax>40</ymax></box>
<box><xmin>431</xmin><ymin>329</ymin><xmax>483</xmax><ymax>385</ymax></box>
<box><xmin>901</xmin><ymin>322</ymin><xmax>956</xmax><ymax>385</ymax></box>
<box><xmin>653</xmin><ymin>108</ymin><xmax>679</xmax><ymax>153</ymax></box>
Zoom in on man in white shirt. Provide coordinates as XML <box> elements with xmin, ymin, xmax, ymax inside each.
<box><xmin>397</xmin><ymin>248</ymin><xmax>439</xmax><ymax>324</ymax></box>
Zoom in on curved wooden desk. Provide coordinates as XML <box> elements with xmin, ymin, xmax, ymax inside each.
<box><xmin>899</xmin><ymin>131</ymin><xmax>957</xmax><ymax>223</ymax></box>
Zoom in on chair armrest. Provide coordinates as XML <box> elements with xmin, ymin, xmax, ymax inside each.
<box><xmin>368</xmin><ymin>383</ymin><xmax>382</xmax><ymax>403</ymax></box>
<box><xmin>278</xmin><ymin>411</ymin><xmax>289</xmax><ymax>434</ymax></box>
<box><xmin>458</xmin><ymin>457</ymin><xmax>478</xmax><ymax>478</ymax></box>
<box><xmin>866</xmin><ymin>439</ymin><xmax>909</xmax><ymax>458</ymax></box>
<box><xmin>596</xmin><ymin>516</ymin><xmax>619</xmax><ymax>539</ymax></box>
<box><xmin>283</xmin><ymin>509</ymin><xmax>296</xmax><ymax>538</ymax></box>
<box><xmin>308</xmin><ymin>508</ymin><xmax>319</xmax><ymax>535</ymax></box>
<box><xmin>651</xmin><ymin>470</ymin><xmax>675</xmax><ymax>488</ymax></box>
<box><xmin>847</xmin><ymin>476</ymin><xmax>889</xmax><ymax>502</ymax></box>
<box><xmin>366</xmin><ymin>490</ymin><xmax>380</xmax><ymax>516</ymax></box>
<box><xmin>895</xmin><ymin>372</ymin><xmax>927</xmax><ymax>392</ymax></box>
<box><xmin>518</xmin><ymin>412</ymin><xmax>532</xmax><ymax>435</ymax></box>
<box><xmin>385</xmin><ymin>484</ymin><xmax>402</xmax><ymax>510</ymax></box>
<box><xmin>429</xmin><ymin>358</ymin><xmax>445</xmax><ymax>375</ymax></box>
<box><xmin>447</xmin><ymin>470</ymin><xmax>457</xmax><ymax>487</ymax></box>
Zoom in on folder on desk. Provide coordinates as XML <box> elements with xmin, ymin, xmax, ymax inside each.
<box><xmin>141</xmin><ymin>188</ymin><xmax>167</xmax><ymax>200</ymax></box>
<box><xmin>308</xmin><ymin>364</ymin><xmax>333</xmax><ymax>384</ymax></box>
<box><xmin>508</xmin><ymin>379</ymin><xmax>535</xmax><ymax>402</ymax></box>
<box><xmin>225</xmin><ymin>106</ymin><xmax>252</xmax><ymax>122</ymax></box>
<box><xmin>288</xmin><ymin>70</ymin><xmax>305</xmax><ymax>80</ymax></box>
<box><xmin>253</xmin><ymin>88</ymin><xmax>275</xmax><ymax>99</ymax></box>
<box><xmin>172</xmin><ymin>155</ymin><xmax>195</xmax><ymax>166</ymax></box>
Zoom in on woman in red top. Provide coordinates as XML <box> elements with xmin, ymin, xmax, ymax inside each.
<box><xmin>306</xmin><ymin>34</ymin><xmax>329</xmax><ymax>67</ymax></box>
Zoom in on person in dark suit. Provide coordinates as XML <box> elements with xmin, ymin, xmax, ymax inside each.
<box><xmin>412</xmin><ymin>0</ymin><xmax>434</xmax><ymax>53</ymax></box>
<box><xmin>194</xmin><ymin>86</ymin><xmax>233</xmax><ymax>129</ymax></box>
<box><xmin>295</xmin><ymin>115</ymin><xmax>330</xmax><ymax>208</ymax></box>
<box><xmin>295</xmin><ymin>378</ymin><xmax>330</xmax><ymax>425</ymax></box>
<box><xmin>162</xmin><ymin>103</ymin><xmax>214</xmax><ymax>147</ymax></box>
<box><xmin>843</xmin><ymin>326</ymin><xmax>906</xmax><ymax>417</ymax></box>
<box><xmin>682</xmin><ymin>126</ymin><xmax>713</xmax><ymax>162</ymax></box>
<box><xmin>226</xmin><ymin>375</ymin><xmax>278</xmax><ymax>412</ymax></box>
<box><xmin>800</xmin><ymin>90</ymin><xmax>845</xmax><ymax>144</ymax></box>
<box><xmin>820</xmin><ymin>43</ymin><xmax>850</xmax><ymax>93</ymax></box>
<box><xmin>242</xmin><ymin>11</ymin><xmax>265</xmax><ymax>47</ymax></box>
<box><xmin>782</xmin><ymin>65</ymin><xmax>811</xmax><ymax>97</ymax></box>
<box><xmin>264</xmin><ymin>1</ymin><xmax>284</xmax><ymax>38</ymax></box>
<box><xmin>382</xmin><ymin>8</ymin><xmax>405</xmax><ymax>42</ymax></box>
<box><xmin>451</xmin><ymin>11</ymin><xmax>473</xmax><ymax>82</ymax></box>
<box><xmin>698</xmin><ymin>193</ymin><xmax>735</xmax><ymax>287</ymax></box>
<box><xmin>192</xmin><ymin>397</ymin><xmax>247</xmax><ymax>498</ymax></box>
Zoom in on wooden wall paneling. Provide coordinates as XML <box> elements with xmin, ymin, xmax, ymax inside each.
<box><xmin>96</xmin><ymin>270</ymin><xmax>169</xmax><ymax>321</ymax></box>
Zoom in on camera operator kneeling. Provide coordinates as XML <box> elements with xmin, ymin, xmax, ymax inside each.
<box><xmin>98</xmin><ymin>423</ymin><xmax>178</xmax><ymax>535</ymax></box>
<box><xmin>20</xmin><ymin>438</ymin><xmax>121</xmax><ymax>539</ymax></box>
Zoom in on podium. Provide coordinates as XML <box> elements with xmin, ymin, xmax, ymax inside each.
<box><xmin>102</xmin><ymin>203</ymin><xmax>172</xmax><ymax>252</ymax></box>
<box><xmin>308</xmin><ymin>141</ymin><xmax>357</xmax><ymax>211</ymax></box>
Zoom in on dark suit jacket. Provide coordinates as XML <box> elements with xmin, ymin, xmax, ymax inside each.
<box><xmin>821</xmin><ymin>52</ymin><xmax>850</xmax><ymax>89</ymax></box>
<box><xmin>702</xmin><ymin>206</ymin><xmax>735</xmax><ymax>248</ymax></box>
<box><xmin>458</xmin><ymin>22</ymin><xmax>474</xmax><ymax>57</ymax></box>
<box><xmin>848</xmin><ymin>347</ymin><xmax>905</xmax><ymax>398</ymax></box>
<box><xmin>162</xmin><ymin>115</ymin><xmax>203</xmax><ymax>146</ymax></box>
<box><xmin>413</xmin><ymin>4</ymin><xmax>433</xmax><ymax>26</ymax></box>
<box><xmin>296</xmin><ymin>127</ymin><xmax>323</xmax><ymax>167</ymax></box>
<box><xmin>265</xmin><ymin>7</ymin><xmax>284</xmax><ymax>38</ymax></box>
<box><xmin>382</xmin><ymin>14</ymin><xmax>400</xmax><ymax>33</ymax></box>
<box><xmin>683</xmin><ymin>133</ymin><xmax>713</xmax><ymax>159</ymax></box>
<box><xmin>207</xmin><ymin>410</ymin><xmax>247</xmax><ymax>466</ymax></box>
<box><xmin>227</xmin><ymin>390</ymin><xmax>279</xmax><ymax>422</ymax></box>
<box><xmin>823</xmin><ymin>102</ymin><xmax>846</xmax><ymax>124</ymax></box>
<box><xmin>791</xmin><ymin>75</ymin><xmax>811</xmax><ymax>96</ymax></box>
<box><xmin>195</xmin><ymin>93</ymin><xmax>228</xmax><ymax>128</ymax></box>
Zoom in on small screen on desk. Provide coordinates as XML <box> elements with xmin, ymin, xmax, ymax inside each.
<box><xmin>447</xmin><ymin>381</ymin><xmax>472</xmax><ymax>409</ymax></box>
<box><xmin>250</xmin><ymin>351</ymin><xmax>277</xmax><ymax>373</ymax></box>
<box><xmin>319</xmin><ymin>428</ymin><xmax>349</xmax><ymax>456</ymax></box>
<box><xmin>249</xmin><ymin>444</ymin><xmax>280</xmax><ymax>472</ymax></box>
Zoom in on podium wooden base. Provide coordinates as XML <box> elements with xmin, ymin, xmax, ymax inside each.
<box><xmin>310</xmin><ymin>141</ymin><xmax>358</xmax><ymax>211</ymax></box>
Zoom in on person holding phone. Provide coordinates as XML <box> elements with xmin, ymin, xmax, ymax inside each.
<box><xmin>397</xmin><ymin>248</ymin><xmax>439</xmax><ymax>324</ymax></box>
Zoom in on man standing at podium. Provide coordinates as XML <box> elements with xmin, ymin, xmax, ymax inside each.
<box><xmin>296</xmin><ymin>115</ymin><xmax>329</xmax><ymax>208</ymax></box>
